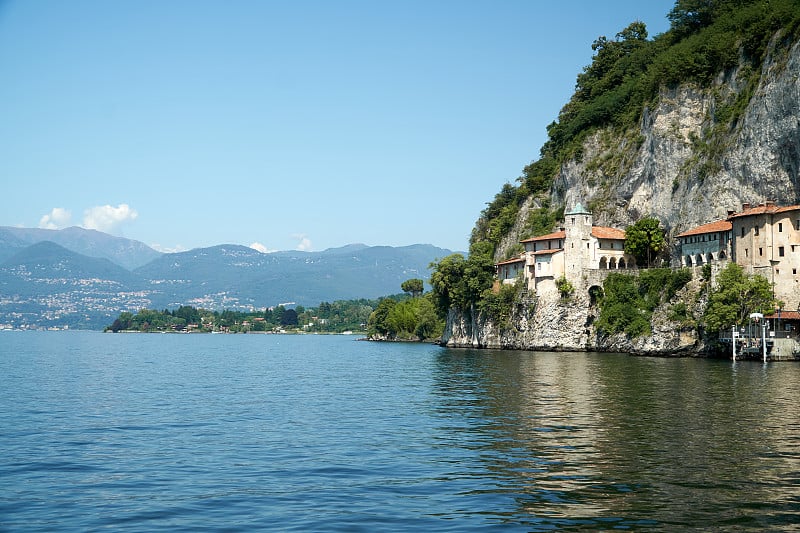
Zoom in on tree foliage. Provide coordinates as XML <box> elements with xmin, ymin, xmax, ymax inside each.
<box><xmin>106</xmin><ymin>297</ymin><xmax>386</xmax><ymax>334</ymax></box>
<box><xmin>401</xmin><ymin>278</ymin><xmax>424</xmax><ymax>298</ymax></box>
<box><xmin>366</xmin><ymin>285</ymin><xmax>443</xmax><ymax>341</ymax></box>
<box><xmin>429</xmin><ymin>243</ymin><xmax>495</xmax><ymax>315</ymax></box>
<box><xmin>595</xmin><ymin>274</ymin><xmax>651</xmax><ymax>337</ymax></box>
<box><xmin>703</xmin><ymin>262</ymin><xmax>773</xmax><ymax>333</ymax></box>
<box><xmin>668</xmin><ymin>0</ymin><xmax>723</xmax><ymax>39</ymax></box>
<box><xmin>596</xmin><ymin>269</ymin><xmax>693</xmax><ymax>338</ymax></box>
<box><xmin>624</xmin><ymin>217</ymin><xmax>667</xmax><ymax>267</ymax></box>
<box><xmin>477</xmin><ymin>281</ymin><xmax>519</xmax><ymax>328</ymax></box>
<box><xmin>470</xmin><ymin>0</ymin><xmax>800</xmax><ymax>261</ymax></box>
<box><xmin>523</xmin><ymin>202</ymin><xmax>565</xmax><ymax>240</ymax></box>
<box><xmin>556</xmin><ymin>275</ymin><xmax>575</xmax><ymax>299</ymax></box>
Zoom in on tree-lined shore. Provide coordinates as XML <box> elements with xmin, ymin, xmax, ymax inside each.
<box><xmin>106</xmin><ymin>278</ymin><xmax>446</xmax><ymax>341</ymax></box>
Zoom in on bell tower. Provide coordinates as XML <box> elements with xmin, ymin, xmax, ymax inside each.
<box><xmin>564</xmin><ymin>203</ymin><xmax>593</xmax><ymax>282</ymax></box>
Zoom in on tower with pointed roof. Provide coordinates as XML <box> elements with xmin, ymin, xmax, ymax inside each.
<box><xmin>564</xmin><ymin>203</ymin><xmax>593</xmax><ymax>283</ymax></box>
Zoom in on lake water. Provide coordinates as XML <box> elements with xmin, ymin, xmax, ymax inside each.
<box><xmin>1</xmin><ymin>332</ymin><xmax>799</xmax><ymax>531</ymax></box>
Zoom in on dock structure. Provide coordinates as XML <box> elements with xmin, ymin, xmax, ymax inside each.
<box><xmin>720</xmin><ymin>311</ymin><xmax>800</xmax><ymax>361</ymax></box>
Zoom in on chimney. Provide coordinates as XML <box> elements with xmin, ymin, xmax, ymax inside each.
<box><xmin>766</xmin><ymin>200</ymin><xmax>776</xmax><ymax>208</ymax></box>
<box><xmin>742</xmin><ymin>202</ymin><xmax>751</xmax><ymax>210</ymax></box>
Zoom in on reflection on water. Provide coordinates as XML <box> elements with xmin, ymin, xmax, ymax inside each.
<box><xmin>2</xmin><ymin>333</ymin><xmax>800</xmax><ymax>531</ymax></box>
<box><xmin>432</xmin><ymin>350</ymin><xmax>800</xmax><ymax>530</ymax></box>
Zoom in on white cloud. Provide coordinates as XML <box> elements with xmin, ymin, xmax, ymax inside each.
<box><xmin>150</xmin><ymin>243</ymin><xmax>188</xmax><ymax>254</ymax></box>
<box><xmin>249</xmin><ymin>242</ymin><xmax>276</xmax><ymax>254</ymax></box>
<box><xmin>82</xmin><ymin>204</ymin><xmax>138</xmax><ymax>233</ymax></box>
<box><xmin>293</xmin><ymin>233</ymin><xmax>313</xmax><ymax>252</ymax></box>
<box><xmin>38</xmin><ymin>207</ymin><xmax>72</xmax><ymax>229</ymax></box>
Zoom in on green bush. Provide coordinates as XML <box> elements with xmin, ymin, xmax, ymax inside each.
<box><xmin>556</xmin><ymin>275</ymin><xmax>575</xmax><ymax>299</ymax></box>
<box><xmin>478</xmin><ymin>281</ymin><xmax>519</xmax><ymax>328</ymax></box>
<box><xmin>596</xmin><ymin>269</ymin><xmax>693</xmax><ymax>338</ymax></box>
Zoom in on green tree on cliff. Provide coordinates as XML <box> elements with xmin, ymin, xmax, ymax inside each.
<box><xmin>429</xmin><ymin>242</ymin><xmax>495</xmax><ymax>316</ymax></box>
<box><xmin>703</xmin><ymin>262</ymin><xmax>773</xmax><ymax>333</ymax></box>
<box><xmin>625</xmin><ymin>217</ymin><xmax>666</xmax><ymax>267</ymax></box>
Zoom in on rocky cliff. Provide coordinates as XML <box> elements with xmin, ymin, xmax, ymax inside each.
<box><xmin>444</xmin><ymin>31</ymin><xmax>800</xmax><ymax>355</ymax></box>
<box><xmin>556</xmin><ymin>32</ymin><xmax>800</xmax><ymax>239</ymax></box>
<box><xmin>442</xmin><ymin>274</ymin><xmax>708</xmax><ymax>355</ymax></box>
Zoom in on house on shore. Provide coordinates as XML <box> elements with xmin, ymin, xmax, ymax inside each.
<box><xmin>676</xmin><ymin>201</ymin><xmax>800</xmax><ymax>311</ymax></box>
<box><xmin>676</xmin><ymin>220</ymin><xmax>732</xmax><ymax>267</ymax></box>
<box><xmin>496</xmin><ymin>256</ymin><xmax>526</xmax><ymax>285</ymax></box>
<box><xmin>497</xmin><ymin>200</ymin><xmax>800</xmax><ymax>310</ymax></box>
<box><xmin>729</xmin><ymin>201</ymin><xmax>800</xmax><ymax>310</ymax></box>
<box><xmin>496</xmin><ymin>204</ymin><xmax>636</xmax><ymax>295</ymax></box>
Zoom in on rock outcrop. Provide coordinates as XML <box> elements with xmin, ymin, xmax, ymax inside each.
<box><xmin>442</xmin><ymin>282</ymin><xmax>707</xmax><ymax>355</ymax></box>
<box><xmin>444</xmin><ymin>32</ymin><xmax>800</xmax><ymax>356</ymax></box>
<box><xmin>556</xmin><ymin>34</ymin><xmax>800</xmax><ymax>237</ymax></box>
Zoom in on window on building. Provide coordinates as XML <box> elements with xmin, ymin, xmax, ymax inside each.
<box><xmin>779</xmin><ymin>222</ymin><xmax>783</xmax><ymax>232</ymax></box>
<box><xmin>741</xmin><ymin>227</ymin><xmax>746</xmax><ymax>237</ymax></box>
<box><xmin>745</xmin><ymin>249</ymin><xmax>749</xmax><ymax>257</ymax></box>
<box><xmin>794</xmin><ymin>268</ymin><xmax>797</xmax><ymax>275</ymax></box>
<box><xmin>796</xmin><ymin>219</ymin><xmax>800</xmax><ymax>230</ymax></box>
<box><xmin>759</xmin><ymin>248</ymin><xmax>763</xmax><ymax>256</ymax></box>
<box><xmin>754</xmin><ymin>226</ymin><xmax>759</xmax><ymax>236</ymax></box>
<box><xmin>779</xmin><ymin>246</ymin><xmax>785</xmax><ymax>257</ymax></box>
<box><xmin>571</xmin><ymin>217</ymin><xmax>575</xmax><ymax>225</ymax></box>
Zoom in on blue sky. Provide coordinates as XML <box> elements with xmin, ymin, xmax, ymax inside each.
<box><xmin>0</xmin><ymin>0</ymin><xmax>674</xmax><ymax>254</ymax></box>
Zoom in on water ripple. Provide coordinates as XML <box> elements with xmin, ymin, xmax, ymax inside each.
<box><xmin>2</xmin><ymin>334</ymin><xmax>800</xmax><ymax>531</ymax></box>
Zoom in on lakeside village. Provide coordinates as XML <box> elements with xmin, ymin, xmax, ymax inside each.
<box><xmin>494</xmin><ymin>201</ymin><xmax>800</xmax><ymax>360</ymax></box>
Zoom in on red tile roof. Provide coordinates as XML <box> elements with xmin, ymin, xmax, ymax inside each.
<box><xmin>676</xmin><ymin>220</ymin><xmax>732</xmax><ymax>237</ymax></box>
<box><xmin>533</xmin><ymin>248</ymin><xmax>561</xmax><ymax>256</ymax></box>
<box><xmin>520</xmin><ymin>226</ymin><xmax>626</xmax><ymax>243</ymax></box>
<box><xmin>495</xmin><ymin>256</ymin><xmax>526</xmax><ymax>266</ymax></box>
<box><xmin>520</xmin><ymin>230</ymin><xmax>565</xmax><ymax>243</ymax></box>
<box><xmin>765</xmin><ymin>311</ymin><xmax>800</xmax><ymax>320</ymax></box>
<box><xmin>591</xmin><ymin>226</ymin><xmax>625</xmax><ymax>240</ymax></box>
<box><xmin>728</xmin><ymin>204</ymin><xmax>800</xmax><ymax>219</ymax></box>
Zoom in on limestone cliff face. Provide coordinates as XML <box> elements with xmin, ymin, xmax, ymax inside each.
<box><xmin>556</xmin><ymin>33</ymin><xmax>800</xmax><ymax>238</ymax></box>
<box><xmin>442</xmin><ymin>279</ymin><xmax>706</xmax><ymax>355</ymax></box>
<box><xmin>444</xmin><ymin>33</ymin><xmax>800</xmax><ymax>355</ymax></box>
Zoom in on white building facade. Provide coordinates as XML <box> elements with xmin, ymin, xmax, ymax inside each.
<box><xmin>497</xmin><ymin>204</ymin><xmax>635</xmax><ymax>294</ymax></box>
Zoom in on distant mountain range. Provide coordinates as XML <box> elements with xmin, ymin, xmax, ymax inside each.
<box><xmin>0</xmin><ymin>226</ymin><xmax>458</xmax><ymax>330</ymax></box>
<box><xmin>0</xmin><ymin>226</ymin><xmax>162</xmax><ymax>269</ymax></box>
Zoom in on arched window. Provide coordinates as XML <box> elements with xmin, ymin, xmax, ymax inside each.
<box><xmin>695</xmin><ymin>254</ymin><xmax>704</xmax><ymax>265</ymax></box>
<box><xmin>609</xmin><ymin>257</ymin><xmax>617</xmax><ymax>269</ymax></box>
<box><xmin>619</xmin><ymin>258</ymin><xmax>627</xmax><ymax>269</ymax></box>
<box><xmin>599</xmin><ymin>257</ymin><xmax>608</xmax><ymax>269</ymax></box>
